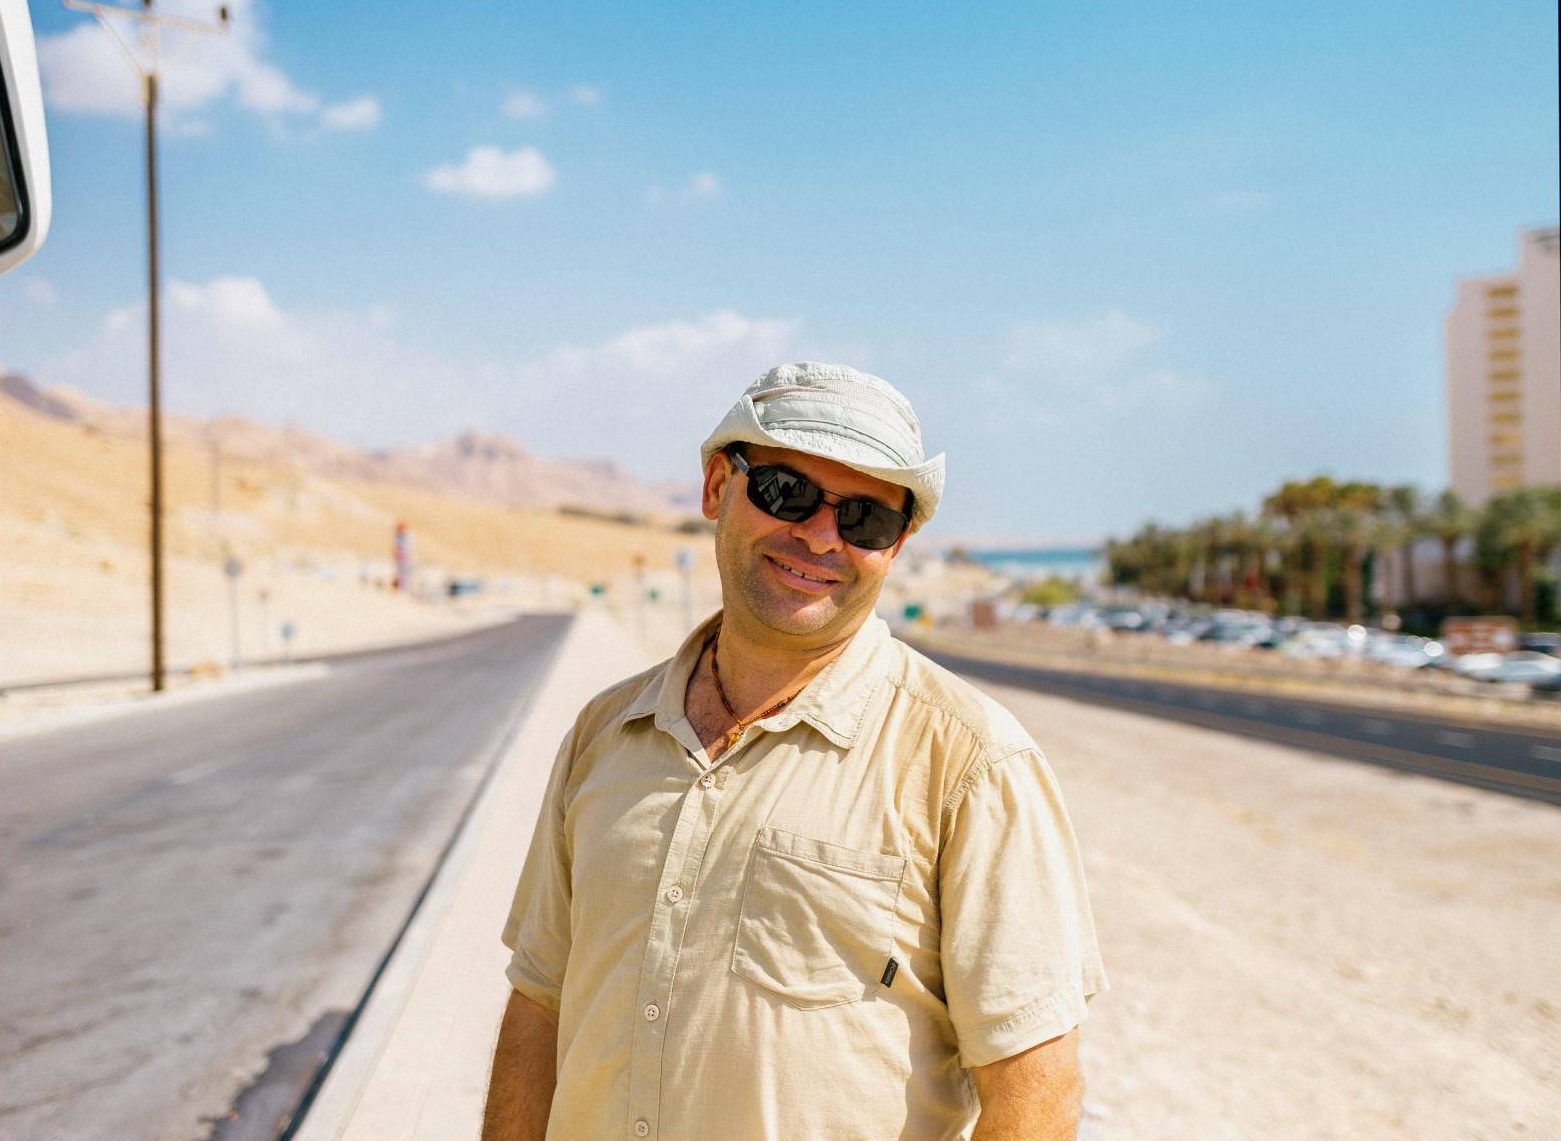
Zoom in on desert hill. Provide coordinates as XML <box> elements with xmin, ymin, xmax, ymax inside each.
<box><xmin>0</xmin><ymin>374</ymin><xmax>717</xmax><ymax>685</ymax></box>
<box><xmin>0</xmin><ymin>373</ymin><xmax>697</xmax><ymax>518</ymax></box>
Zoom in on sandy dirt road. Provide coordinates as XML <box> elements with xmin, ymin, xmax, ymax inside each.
<box><xmin>976</xmin><ymin>679</ymin><xmax>1561</xmax><ymax>1141</ymax></box>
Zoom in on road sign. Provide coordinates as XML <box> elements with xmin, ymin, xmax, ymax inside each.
<box><xmin>1440</xmin><ymin>616</ymin><xmax>1519</xmax><ymax>655</ymax></box>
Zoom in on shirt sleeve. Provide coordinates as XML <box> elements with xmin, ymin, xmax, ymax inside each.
<box><xmin>500</xmin><ymin>725</ymin><xmax>577</xmax><ymax>1014</ymax></box>
<box><xmin>939</xmin><ymin>746</ymin><xmax>1107</xmax><ymax>1068</ymax></box>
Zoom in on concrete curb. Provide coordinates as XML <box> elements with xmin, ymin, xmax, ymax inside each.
<box><xmin>293</xmin><ymin>606</ymin><xmax>655</xmax><ymax>1141</ymax></box>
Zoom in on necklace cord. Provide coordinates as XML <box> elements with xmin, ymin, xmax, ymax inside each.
<box><xmin>709</xmin><ymin>631</ymin><xmax>797</xmax><ymax>744</ymax></box>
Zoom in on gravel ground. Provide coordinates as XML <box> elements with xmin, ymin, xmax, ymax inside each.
<box><xmin>975</xmin><ymin>679</ymin><xmax>1561</xmax><ymax>1141</ymax></box>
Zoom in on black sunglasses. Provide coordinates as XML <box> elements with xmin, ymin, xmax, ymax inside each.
<box><xmin>730</xmin><ymin>452</ymin><xmax>910</xmax><ymax>551</ymax></box>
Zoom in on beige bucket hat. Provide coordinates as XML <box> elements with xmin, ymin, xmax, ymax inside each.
<box><xmin>700</xmin><ymin>361</ymin><xmax>944</xmax><ymax>531</ymax></box>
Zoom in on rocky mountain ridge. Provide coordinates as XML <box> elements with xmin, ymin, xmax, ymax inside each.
<box><xmin>0</xmin><ymin>373</ymin><xmax>697</xmax><ymax>518</ymax></box>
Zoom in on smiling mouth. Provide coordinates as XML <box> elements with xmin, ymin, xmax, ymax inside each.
<box><xmin>768</xmin><ymin>556</ymin><xmax>838</xmax><ymax>585</ymax></box>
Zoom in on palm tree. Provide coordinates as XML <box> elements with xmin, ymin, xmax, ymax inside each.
<box><xmin>1479</xmin><ymin>487</ymin><xmax>1561</xmax><ymax>623</ymax></box>
<box><xmin>1428</xmin><ymin>490</ymin><xmax>1474</xmax><ymax>613</ymax></box>
<box><xmin>1263</xmin><ymin>477</ymin><xmax>1338</xmax><ymax>619</ymax></box>
<box><xmin>1225</xmin><ymin>511</ymin><xmax>1271</xmax><ymax>611</ymax></box>
<box><xmin>1385</xmin><ymin>484</ymin><xmax>1424</xmax><ymax>609</ymax></box>
<box><xmin>1327</xmin><ymin>482</ymin><xmax>1385</xmax><ymax>625</ymax></box>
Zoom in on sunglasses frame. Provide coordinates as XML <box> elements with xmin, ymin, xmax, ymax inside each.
<box><xmin>728</xmin><ymin>451</ymin><xmax>911</xmax><ymax>551</ymax></box>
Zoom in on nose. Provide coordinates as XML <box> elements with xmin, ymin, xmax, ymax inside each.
<box><xmin>789</xmin><ymin>498</ymin><xmax>845</xmax><ymax>555</ymax></box>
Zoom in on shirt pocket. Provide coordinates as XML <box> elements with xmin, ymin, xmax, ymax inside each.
<box><xmin>730</xmin><ymin>826</ymin><xmax>908</xmax><ymax>1010</ymax></box>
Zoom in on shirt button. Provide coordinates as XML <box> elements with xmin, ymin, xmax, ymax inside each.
<box><xmin>665</xmin><ymin>886</ymin><xmax>683</xmax><ymax>904</ymax></box>
<box><xmin>699</xmin><ymin>773</ymin><xmax>715</xmax><ymax>789</ymax></box>
<box><xmin>634</xmin><ymin>1121</ymin><xmax>650</xmax><ymax>1137</ymax></box>
<box><xmin>643</xmin><ymin>1003</ymin><xmax>660</xmax><ymax>1022</ymax></box>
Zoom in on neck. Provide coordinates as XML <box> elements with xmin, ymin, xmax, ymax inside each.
<box><xmin>710</xmin><ymin>608</ymin><xmax>864</xmax><ymax>716</ymax></box>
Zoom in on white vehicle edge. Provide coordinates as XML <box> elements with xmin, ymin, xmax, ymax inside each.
<box><xmin>0</xmin><ymin>0</ymin><xmax>50</xmax><ymax>275</ymax></box>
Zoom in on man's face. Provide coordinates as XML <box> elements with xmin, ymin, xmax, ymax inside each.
<box><xmin>702</xmin><ymin>443</ymin><xmax>910</xmax><ymax>644</ymax></box>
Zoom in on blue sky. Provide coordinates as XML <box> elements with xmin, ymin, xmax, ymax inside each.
<box><xmin>1</xmin><ymin>0</ymin><xmax>1556</xmax><ymax>544</ymax></box>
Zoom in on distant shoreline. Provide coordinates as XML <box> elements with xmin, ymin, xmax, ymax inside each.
<box><xmin>963</xmin><ymin>547</ymin><xmax>1105</xmax><ymax>581</ymax></box>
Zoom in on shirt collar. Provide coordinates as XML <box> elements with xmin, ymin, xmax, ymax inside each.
<box><xmin>621</xmin><ymin>610</ymin><xmax>894</xmax><ymax>750</ymax></box>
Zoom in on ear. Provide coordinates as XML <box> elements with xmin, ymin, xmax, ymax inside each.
<box><xmin>701</xmin><ymin>451</ymin><xmax>733</xmax><ymax>521</ymax></box>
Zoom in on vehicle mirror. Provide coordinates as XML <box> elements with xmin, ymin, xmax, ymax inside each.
<box><xmin>0</xmin><ymin>0</ymin><xmax>51</xmax><ymax>274</ymax></box>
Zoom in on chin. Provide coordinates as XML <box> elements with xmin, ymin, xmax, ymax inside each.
<box><xmin>751</xmin><ymin>591</ymin><xmax>843</xmax><ymax>636</ymax></box>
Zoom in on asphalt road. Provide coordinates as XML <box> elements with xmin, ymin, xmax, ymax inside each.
<box><xmin>920</xmin><ymin>649</ymin><xmax>1561</xmax><ymax>806</ymax></box>
<box><xmin>0</xmin><ymin>614</ymin><xmax>571</xmax><ymax>1141</ymax></box>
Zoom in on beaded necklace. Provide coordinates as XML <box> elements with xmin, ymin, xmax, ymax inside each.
<box><xmin>708</xmin><ymin>630</ymin><xmax>799</xmax><ymax>754</ymax></box>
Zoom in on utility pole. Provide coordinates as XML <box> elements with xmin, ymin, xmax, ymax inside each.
<box><xmin>63</xmin><ymin>0</ymin><xmax>228</xmax><ymax>691</ymax></box>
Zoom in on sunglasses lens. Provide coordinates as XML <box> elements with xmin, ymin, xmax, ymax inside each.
<box><xmin>750</xmin><ymin>465</ymin><xmax>822</xmax><ymax>521</ymax></box>
<box><xmin>836</xmin><ymin>498</ymin><xmax>904</xmax><ymax>550</ymax></box>
<box><xmin>743</xmin><ymin>462</ymin><xmax>908</xmax><ymax>550</ymax></box>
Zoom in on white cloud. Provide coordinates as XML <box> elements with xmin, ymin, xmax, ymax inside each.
<box><xmin>567</xmin><ymin>85</ymin><xmax>602</xmax><ymax>107</ymax></box>
<box><xmin>39</xmin><ymin>280</ymin><xmax>807</xmax><ymax>476</ymax></box>
<box><xmin>39</xmin><ymin>0</ymin><xmax>370</xmax><ymax>136</ymax></box>
<box><xmin>1003</xmin><ymin>310</ymin><xmax>1160</xmax><ymax>377</ymax></box>
<box><xmin>24</xmin><ymin>278</ymin><xmax>59</xmax><ymax>306</ymax></box>
<box><xmin>320</xmin><ymin>96</ymin><xmax>381</xmax><ymax>132</ymax></box>
<box><xmin>502</xmin><ymin>89</ymin><xmax>547</xmax><ymax>120</ymax></box>
<box><xmin>647</xmin><ymin>173</ymin><xmax>724</xmax><ymax>208</ymax></box>
<box><xmin>423</xmin><ymin>146</ymin><xmax>556</xmax><ymax>200</ymax></box>
<box><xmin>999</xmin><ymin>311</ymin><xmax>1208</xmax><ymax>417</ymax></box>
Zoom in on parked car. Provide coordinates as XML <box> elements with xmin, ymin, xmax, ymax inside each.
<box><xmin>1364</xmin><ymin>633</ymin><xmax>1446</xmax><ymax>669</ymax></box>
<box><xmin>1283</xmin><ymin>622</ymin><xmax>1355</xmax><ymax>659</ymax></box>
<box><xmin>1479</xmin><ymin>655</ymin><xmax>1561</xmax><ymax>685</ymax></box>
<box><xmin>1448</xmin><ymin>652</ymin><xmax>1510</xmax><ymax>680</ymax></box>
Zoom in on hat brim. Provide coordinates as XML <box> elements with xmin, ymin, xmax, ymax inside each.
<box><xmin>700</xmin><ymin>395</ymin><xmax>943</xmax><ymax>532</ymax></box>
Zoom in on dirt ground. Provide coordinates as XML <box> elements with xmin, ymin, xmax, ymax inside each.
<box><xmin>983</xmin><ymin>680</ymin><xmax>1561</xmax><ymax>1141</ymax></box>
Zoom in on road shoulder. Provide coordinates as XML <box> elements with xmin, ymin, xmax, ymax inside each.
<box><xmin>292</xmin><ymin>605</ymin><xmax>653</xmax><ymax>1141</ymax></box>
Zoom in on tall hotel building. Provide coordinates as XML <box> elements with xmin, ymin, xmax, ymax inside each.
<box><xmin>1446</xmin><ymin>227</ymin><xmax>1561</xmax><ymax>504</ymax></box>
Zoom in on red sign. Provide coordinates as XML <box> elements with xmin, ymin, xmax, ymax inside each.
<box><xmin>1440</xmin><ymin>616</ymin><xmax>1519</xmax><ymax>655</ymax></box>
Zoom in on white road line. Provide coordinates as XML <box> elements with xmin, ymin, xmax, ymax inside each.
<box><xmin>1533</xmin><ymin>745</ymin><xmax>1561</xmax><ymax>763</ymax></box>
<box><xmin>1435</xmin><ymin>730</ymin><xmax>1474</xmax><ymax>748</ymax></box>
<box><xmin>1362</xmin><ymin>720</ymin><xmax>1393</xmax><ymax>736</ymax></box>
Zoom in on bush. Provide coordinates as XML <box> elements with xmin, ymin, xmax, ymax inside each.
<box><xmin>1021</xmin><ymin>576</ymin><xmax>1080</xmax><ymax>607</ymax></box>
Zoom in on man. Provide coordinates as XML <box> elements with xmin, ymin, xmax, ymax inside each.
<box><xmin>485</xmin><ymin>362</ymin><xmax>1106</xmax><ymax>1141</ymax></box>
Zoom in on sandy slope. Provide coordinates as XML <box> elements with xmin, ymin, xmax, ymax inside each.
<box><xmin>0</xmin><ymin>393</ymin><xmax>715</xmax><ymax>687</ymax></box>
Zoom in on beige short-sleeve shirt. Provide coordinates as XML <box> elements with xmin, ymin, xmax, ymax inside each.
<box><xmin>502</xmin><ymin>613</ymin><xmax>1106</xmax><ymax>1141</ymax></box>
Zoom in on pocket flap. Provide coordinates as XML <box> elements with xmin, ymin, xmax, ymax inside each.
<box><xmin>754</xmin><ymin>826</ymin><xmax>908</xmax><ymax>881</ymax></box>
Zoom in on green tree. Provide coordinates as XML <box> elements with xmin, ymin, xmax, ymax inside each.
<box><xmin>1478</xmin><ymin>486</ymin><xmax>1561</xmax><ymax>623</ymax></box>
<box><xmin>1329</xmin><ymin>481</ymin><xmax>1385</xmax><ymax>625</ymax></box>
<box><xmin>1428</xmin><ymin>490</ymin><xmax>1475</xmax><ymax>613</ymax></box>
<box><xmin>1385</xmin><ymin>484</ymin><xmax>1425</xmax><ymax>609</ymax></box>
<box><xmin>1263</xmin><ymin>476</ymin><xmax>1338</xmax><ymax>618</ymax></box>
